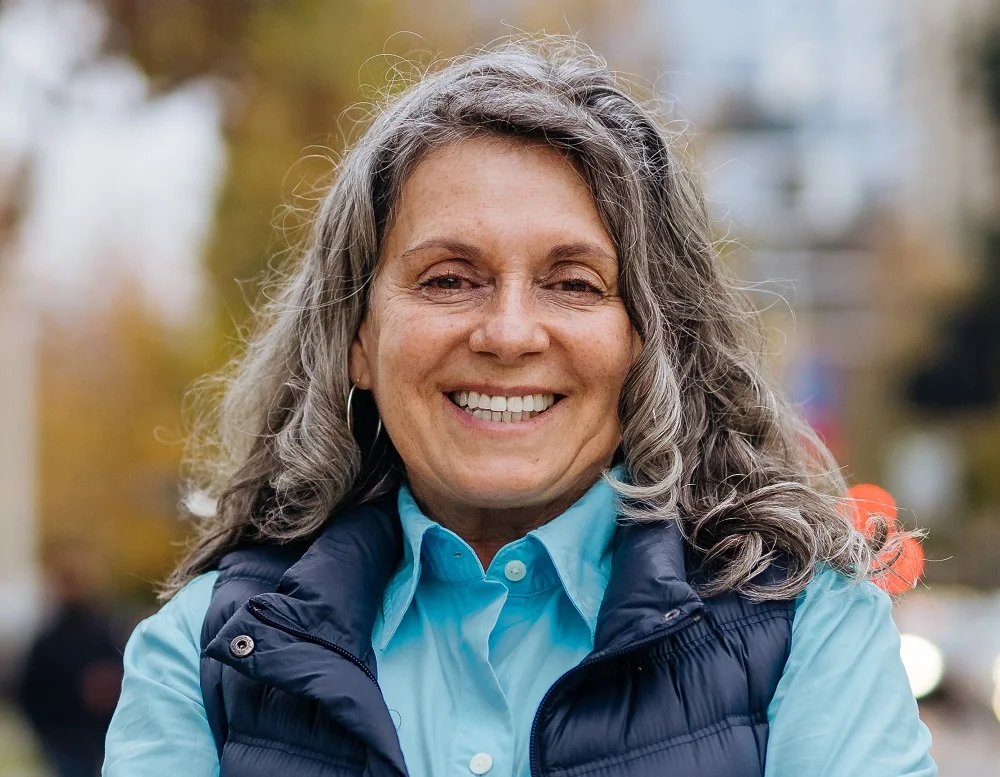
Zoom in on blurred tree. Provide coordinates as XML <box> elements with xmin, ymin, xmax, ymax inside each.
<box><xmin>27</xmin><ymin>0</ymin><xmax>440</xmax><ymax>596</ymax></box>
<box><xmin>100</xmin><ymin>0</ymin><xmax>644</xmax><ymax>335</ymax></box>
<box><xmin>37</xmin><ymin>279</ymin><xmax>214</xmax><ymax>597</ymax></box>
<box><xmin>102</xmin><ymin>0</ymin><xmax>427</xmax><ymax>335</ymax></box>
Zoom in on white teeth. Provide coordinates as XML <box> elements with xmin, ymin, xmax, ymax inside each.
<box><xmin>450</xmin><ymin>390</ymin><xmax>560</xmax><ymax>421</ymax></box>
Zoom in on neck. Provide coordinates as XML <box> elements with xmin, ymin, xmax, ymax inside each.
<box><xmin>406</xmin><ymin>469</ymin><xmax>607</xmax><ymax>569</ymax></box>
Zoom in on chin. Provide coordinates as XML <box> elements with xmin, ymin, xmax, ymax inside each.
<box><xmin>446</xmin><ymin>465</ymin><xmax>561</xmax><ymax>507</ymax></box>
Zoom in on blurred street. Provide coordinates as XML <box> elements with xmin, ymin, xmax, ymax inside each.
<box><xmin>922</xmin><ymin>700</ymin><xmax>1000</xmax><ymax>776</ymax></box>
<box><xmin>0</xmin><ymin>707</ymin><xmax>43</xmax><ymax>777</ymax></box>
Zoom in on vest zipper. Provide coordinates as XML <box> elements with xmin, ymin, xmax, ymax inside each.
<box><xmin>528</xmin><ymin>607</ymin><xmax>704</xmax><ymax>777</ymax></box>
<box><xmin>247</xmin><ymin>599</ymin><xmax>380</xmax><ymax>687</ymax></box>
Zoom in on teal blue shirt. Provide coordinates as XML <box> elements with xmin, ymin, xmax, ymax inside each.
<box><xmin>104</xmin><ymin>476</ymin><xmax>936</xmax><ymax>776</ymax></box>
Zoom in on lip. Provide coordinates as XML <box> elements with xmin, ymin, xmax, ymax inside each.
<box><xmin>442</xmin><ymin>392</ymin><xmax>563</xmax><ymax>430</ymax></box>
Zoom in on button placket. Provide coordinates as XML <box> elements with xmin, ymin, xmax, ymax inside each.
<box><xmin>450</xmin><ymin>579</ymin><xmax>514</xmax><ymax>777</ymax></box>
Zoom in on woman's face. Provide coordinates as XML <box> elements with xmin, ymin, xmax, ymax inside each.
<box><xmin>350</xmin><ymin>136</ymin><xmax>640</xmax><ymax>515</ymax></box>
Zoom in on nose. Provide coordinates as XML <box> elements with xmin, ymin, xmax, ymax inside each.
<box><xmin>468</xmin><ymin>278</ymin><xmax>549</xmax><ymax>362</ymax></box>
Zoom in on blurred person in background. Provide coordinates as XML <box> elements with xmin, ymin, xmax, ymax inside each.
<box><xmin>17</xmin><ymin>540</ymin><xmax>123</xmax><ymax>777</ymax></box>
<box><xmin>103</xmin><ymin>37</ymin><xmax>934</xmax><ymax>776</ymax></box>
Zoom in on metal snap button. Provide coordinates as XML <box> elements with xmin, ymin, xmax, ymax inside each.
<box><xmin>230</xmin><ymin>634</ymin><xmax>255</xmax><ymax>658</ymax></box>
<box><xmin>663</xmin><ymin>608</ymin><xmax>681</xmax><ymax>622</ymax></box>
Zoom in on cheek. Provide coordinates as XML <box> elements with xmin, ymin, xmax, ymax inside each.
<box><xmin>369</xmin><ymin>299</ymin><xmax>463</xmax><ymax>392</ymax></box>
<box><xmin>578</xmin><ymin>312</ymin><xmax>637</xmax><ymax>396</ymax></box>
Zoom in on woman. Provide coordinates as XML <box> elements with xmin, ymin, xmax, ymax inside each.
<box><xmin>104</xmin><ymin>38</ymin><xmax>935</xmax><ymax>776</ymax></box>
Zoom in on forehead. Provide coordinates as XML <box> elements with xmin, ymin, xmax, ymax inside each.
<box><xmin>385</xmin><ymin>135</ymin><xmax>616</xmax><ymax>258</ymax></box>
<box><xmin>407</xmin><ymin>134</ymin><xmax>585</xmax><ymax>186</ymax></box>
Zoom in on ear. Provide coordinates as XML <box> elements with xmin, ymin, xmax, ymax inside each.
<box><xmin>348</xmin><ymin>317</ymin><xmax>374</xmax><ymax>390</ymax></box>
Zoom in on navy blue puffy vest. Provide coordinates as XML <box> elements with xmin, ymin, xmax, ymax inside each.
<box><xmin>201</xmin><ymin>496</ymin><xmax>794</xmax><ymax>776</ymax></box>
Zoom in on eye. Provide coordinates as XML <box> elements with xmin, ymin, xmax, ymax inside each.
<box><xmin>419</xmin><ymin>274</ymin><xmax>474</xmax><ymax>292</ymax></box>
<box><xmin>552</xmin><ymin>277</ymin><xmax>604</xmax><ymax>296</ymax></box>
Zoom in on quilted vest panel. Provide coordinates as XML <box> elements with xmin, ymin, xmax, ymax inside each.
<box><xmin>200</xmin><ymin>500</ymin><xmax>794</xmax><ymax>777</ymax></box>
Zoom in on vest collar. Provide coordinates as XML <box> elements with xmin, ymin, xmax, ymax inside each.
<box><xmin>264</xmin><ymin>492</ymin><xmax>403</xmax><ymax>662</ymax></box>
<box><xmin>205</xmin><ymin>495</ymin><xmax>408</xmax><ymax>776</ymax></box>
<box><xmin>214</xmin><ymin>490</ymin><xmax>704</xmax><ymax>665</ymax></box>
<box><xmin>593</xmin><ymin>518</ymin><xmax>704</xmax><ymax>654</ymax></box>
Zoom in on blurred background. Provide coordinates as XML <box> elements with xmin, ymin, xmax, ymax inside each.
<box><xmin>0</xmin><ymin>0</ymin><xmax>998</xmax><ymax>773</ymax></box>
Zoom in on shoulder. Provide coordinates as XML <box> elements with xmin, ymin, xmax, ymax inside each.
<box><xmin>128</xmin><ymin>572</ymin><xmax>220</xmax><ymax>674</ymax></box>
<box><xmin>130</xmin><ymin>541</ymin><xmax>306</xmax><ymax>657</ymax></box>
<box><xmin>111</xmin><ymin>572</ymin><xmax>219</xmax><ymax>737</ymax></box>
<box><xmin>800</xmin><ymin>564</ymin><xmax>885</xmax><ymax>602</ymax></box>
<box><xmin>203</xmin><ymin>542</ymin><xmax>309</xmax><ymax>639</ymax></box>
<box><xmin>764</xmin><ymin>567</ymin><xmax>936</xmax><ymax>775</ymax></box>
<box><xmin>104</xmin><ymin>573</ymin><xmax>223</xmax><ymax>775</ymax></box>
<box><xmin>214</xmin><ymin>541</ymin><xmax>310</xmax><ymax>588</ymax></box>
<box><xmin>792</xmin><ymin>565</ymin><xmax>890</xmax><ymax>644</ymax></box>
<box><xmin>782</xmin><ymin>565</ymin><xmax>899</xmax><ymax>682</ymax></box>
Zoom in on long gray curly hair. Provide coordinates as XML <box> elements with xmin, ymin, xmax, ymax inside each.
<box><xmin>166</xmin><ymin>35</ymin><xmax>898</xmax><ymax>601</ymax></box>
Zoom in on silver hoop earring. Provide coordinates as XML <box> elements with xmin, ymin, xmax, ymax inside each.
<box><xmin>346</xmin><ymin>383</ymin><xmax>383</xmax><ymax>441</ymax></box>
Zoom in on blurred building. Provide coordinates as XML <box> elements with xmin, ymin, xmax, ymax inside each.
<box><xmin>0</xmin><ymin>0</ymin><xmax>224</xmax><ymax>653</ymax></box>
<box><xmin>648</xmin><ymin>0</ymin><xmax>1000</xmax><ymax>517</ymax></box>
<box><xmin>0</xmin><ymin>263</ymin><xmax>40</xmax><ymax>652</ymax></box>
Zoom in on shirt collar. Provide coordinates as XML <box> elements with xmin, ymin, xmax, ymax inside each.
<box><xmin>528</xmin><ymin>468</ymin><xmax>621</xmax><ymax>636</ymax></box>
<box><xmin>375</xmin><ymin>468</ymin><xmax>622</xmax><ymax>649</ymax></box>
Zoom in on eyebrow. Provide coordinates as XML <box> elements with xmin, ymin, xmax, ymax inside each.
<box><xmin>400</xmin><ymin>238</ymin><xmax>617</xmax><ymax>265</ymax></box>
<box><xmin>401</xmin><ymin>238</ymin><xmax>485</xmax><ymax>262</ymax></box>
<box><xmin>547</xmin><ymin>241</ymin><xmax>617</xmax><ymax>265</ymax></box>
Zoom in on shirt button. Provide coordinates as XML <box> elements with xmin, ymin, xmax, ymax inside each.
<box><xmin>469</xmin><ymin>752</ymin><xmax>493</xmax><ymax>774</ymax></box>
<box><xmin>504</xmin><ymin>560</ymin><xmax>527</xmax><ymax>582</ymax></box>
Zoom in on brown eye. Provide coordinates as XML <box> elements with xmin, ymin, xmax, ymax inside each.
<box><xmin>555</xmin><ymin>278</ymin><xmax>602</xmax><ymax>295</ymax></box>
<box><xmin>420</xmin><ymin>274</ymin><xmax>473</xmax><ymax>292</ymax></box>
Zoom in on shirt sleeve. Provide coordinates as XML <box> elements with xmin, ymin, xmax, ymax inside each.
<box><xmin>103</xmin><ymin>571</ymin><xmax>221</xmax><ymax>777</ymax></box>
<box><xmin>764</xmin><ymin>567</ymin><xmax>936</xmax><ymax>777</ymax></box>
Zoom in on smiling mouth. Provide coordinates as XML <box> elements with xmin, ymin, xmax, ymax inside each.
<box><xmin>447</xmin><ymin>390</ymin><xmax>562</xmax><ymax>423</ymax></box>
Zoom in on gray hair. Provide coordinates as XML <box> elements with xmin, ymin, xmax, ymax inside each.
<box><xmin>166</xmin><ymin>35</ymin><xmax>901</xmax><ymax>601</ymax></box>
